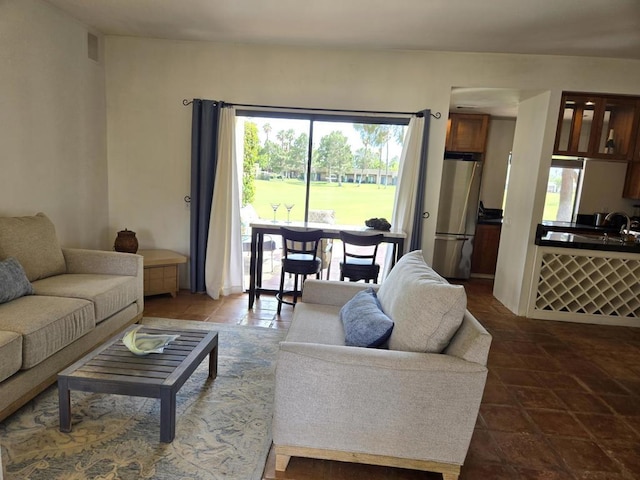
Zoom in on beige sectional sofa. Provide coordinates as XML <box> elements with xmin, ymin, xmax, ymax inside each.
<box><xmin>273</xmin><ymin>250</ymin><xmax>492</xmax><ymax>480</ymax></box>
<box><xmin>0</xmin><ymin>213</ymin><xmax>144</xmax><ymax>421</ymax></box>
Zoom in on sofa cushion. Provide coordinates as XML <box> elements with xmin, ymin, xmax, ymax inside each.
<box><xmin>32</xmin><ymin>274</ymin><xmax>139</xmax><ymax>324</ymax></box>
<box><xmin>377</xmin><ymin>250</ymin><xmax>466</xmax><ymax>353</ymax></box>
<box><xmin>0</xmin><ymin>330</ymin><xmax>22</xmax><ymax>382</ymax></box>
<box><xmin>0</xmin><ymin>213</ymin><xmax>66</xmax><ymax>281</ymax></box>
<box><xmin>0</xmin><ymin>295</ymin><xmax>95</xmax><ymax>369</ymax></box>
<box><xmin>340</xmin><ymin>288</ymin><xmax>394</xmax><ymax>348</ymax></box>
<box><xmin>0</xmin><ymin>257</ymin><xmax>33</xmax><ymax>304</ymax></box>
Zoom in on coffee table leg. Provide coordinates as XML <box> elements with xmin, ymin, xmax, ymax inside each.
<box><xmin>209</xmin><ymin>342</ymin><xmax>218</xmax><ymax>379</ymax></box>
<box><xmin>58</xmin><ymin>377</ymin><xmax>72</xmax><ymax>432</ymax></box>
<box><xmin>160</xmin><ymin>390</ymin><xmax>176</xmax><ymax>443</ymax></box>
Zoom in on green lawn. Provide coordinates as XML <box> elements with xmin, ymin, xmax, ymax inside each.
<box><xmin>250</xmin><ymin>179</ymin><xmax>396</xmax><ymax>225</ymax></box>
<box><xmin>250</xmin><ymin>181</ymin><xmax>562</xmax><ymax>225</ymax></box>
<box><xmin>543</xmin><ymin>192</ymin><xmax>559</xmax><ymax>221</ymax></box>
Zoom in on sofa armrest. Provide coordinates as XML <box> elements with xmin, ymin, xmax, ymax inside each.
<box><xmin>273</xmin><ymin>342</ymin><xmax>487</xmax><ymax>465</ymax></box>
<box><xmin>445</xmin><ymin>310</ymin><xmax>492</xmax><ymax>366</ymax></box>
<box><xmin>63</xmin><ymin>248</ymin><xmax>143</xmax><ymax>277</ymax></box>
<box><xmin>301</xmin><ymin>279</ymin><xmax>379</xmax><ymax>307</ymax></box>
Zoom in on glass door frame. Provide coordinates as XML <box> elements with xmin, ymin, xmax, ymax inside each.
<box><xmin>237</xmin><ymin>109</ymin><xmax>410</xmax><ymax>222</ymax></box>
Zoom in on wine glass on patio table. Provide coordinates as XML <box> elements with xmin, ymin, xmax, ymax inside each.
<box><xmin>284</xmin><ymin>203</ymin><xmax>295</xmax><ymax>223</ymax></box>
<box><xmin>270</xmin><ymin>203</ymin><xmax>280</xmax><ymax>222</ymax></box>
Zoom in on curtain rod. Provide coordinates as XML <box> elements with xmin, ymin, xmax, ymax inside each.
<box><xmin>182</xmin><ymin>99</ymin><xmax>441</xmax><ymax>119</ymax></box>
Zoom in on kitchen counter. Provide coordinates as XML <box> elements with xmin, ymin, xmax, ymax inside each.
<box><xmin>477</xmin><ymin>217</ymin><xmax>503</xmax><ymax>225</ymax></box>
<box><xmin>535</xmin><ymin>222</ymin><xmax>640</xmax><ymax>253</ymax></box>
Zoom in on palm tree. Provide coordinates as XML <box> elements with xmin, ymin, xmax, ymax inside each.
<box><xmin>354</xmin><ymin>124</ymin><xmax>381</xmax><ymax>186</ymax></box>
<box><xmin>263</xmin><ymin>123</ymin><xmax>272</xmax><ymax>143</ymax></box>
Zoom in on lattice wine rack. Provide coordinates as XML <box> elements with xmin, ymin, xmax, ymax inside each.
<box><xmin>534</xmin><ymin>252</ymin><xmax>640</xmax><ymax>319</ymax></box>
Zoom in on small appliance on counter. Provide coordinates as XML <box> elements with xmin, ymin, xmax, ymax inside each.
<box><xmin>595</xmin><ymin>212</ymin><xmax>608</xmax><ymax>227</ymax></box>
<box><xmin>577</xmin><ymin>212</ymin><xmax>636</xmax><ymax>230</ymax></box>
<box><xmin>632</xmin><ymin>204</ymin><xmax>640</xmax><ymax>229</ymax></box>
<box><xmin>478</xmin><ymin>201</ymin><xmax>503</xmax><ymax>221</ymax></box>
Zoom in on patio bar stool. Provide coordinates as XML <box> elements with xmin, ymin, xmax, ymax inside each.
<box><xmin>339</xmin><ymin>231</ymin><xmax>384</xmax><ymax>283</ymax></box>
<box><xmin>277</xmin><ymin>227</ymin><xmax>324</xmax><ymax>314</ymax></box>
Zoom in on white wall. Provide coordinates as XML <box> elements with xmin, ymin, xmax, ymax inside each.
<box><xmin>0</xmin><ymin>0</ymin><xmax>108</xmax><ymax>248</ymax></box>
<box><xmin>104</xmin><ymin>37</ymin><xmax>640</xmax><ymax>303</ymax></box>
<box><xmin>480</xmin><ymin>118</ymin><xmax>516</xmax><ymax>209</ymax></box>
<box><xmin>493</xmin><ymin>91</ymin><xmax>561</xmax><ymax>314</ymax></box>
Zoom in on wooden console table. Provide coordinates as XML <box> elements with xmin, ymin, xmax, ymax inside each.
<box><xmin>139</xmin><ymin>249</ymin><xmax>187</xmax><ymax>297</ymax></box>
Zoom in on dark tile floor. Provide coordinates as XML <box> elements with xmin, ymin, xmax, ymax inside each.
<box><xmin>143</xmin><ymin>279</ymin><xmax>640</xmax><ymax>480</ymax></box>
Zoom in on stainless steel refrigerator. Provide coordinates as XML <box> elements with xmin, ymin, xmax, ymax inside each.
<box><xmin>432</xmin><ymin>158</ymin><xmax>483</xmax><ymax>279</ymax></box>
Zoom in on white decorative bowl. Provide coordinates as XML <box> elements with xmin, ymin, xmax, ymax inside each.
<box><xmin>122</xmin><ymin>326</ymin><xmax>180</xmax><ymax>356</ymax></box>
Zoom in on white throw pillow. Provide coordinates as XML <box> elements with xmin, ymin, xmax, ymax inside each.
<box><xmin>377</xmin><ymin>250</ymin><xmax>466</xmax><ymax>353</ymax></box>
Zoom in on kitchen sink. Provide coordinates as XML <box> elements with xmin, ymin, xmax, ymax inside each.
<box><xmin>543</xmin><ymin>232</ymin><xmax>639</xmax><ymax>245</ymax></box>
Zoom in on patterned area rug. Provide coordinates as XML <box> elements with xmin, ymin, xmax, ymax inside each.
<box><xmin>0</xmin><ymin>318</ymin><xmax>286</xmax><ymax>480</ymax></box>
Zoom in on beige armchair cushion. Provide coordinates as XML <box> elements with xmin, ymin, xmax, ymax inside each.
<box><xmin>377</xmin><ymin>250</ymin><xmax>466</xmax><ymax>353</ymax></box>
<box><xmin>0</xmin><ymin>213</ymin><xmax>66</xmax><ymax>281</ymax></box>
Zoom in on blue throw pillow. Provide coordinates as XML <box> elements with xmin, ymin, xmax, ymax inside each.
<box><xmin>340</xmin><ymin>288</ymin><xmax>394</xmax><ymax>348</ymax></box>
<box><xmin>0</xmin><ymin>257</ymin><xmax>34</xmax><ymax>304</ymax></box>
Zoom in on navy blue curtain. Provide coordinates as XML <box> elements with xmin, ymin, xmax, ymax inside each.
<box><xmin>410</xmin><ymin>110</ymin><xmax>431</xmax><ymax>251</ymax></box>
<box><xmin>190</xmin><ymin>99</ymin><xmax>222</xmax><ymax>293</ymax></box>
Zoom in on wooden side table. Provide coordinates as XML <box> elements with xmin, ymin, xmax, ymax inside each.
<box><xmin>139</xmin><ymin>249</ymin><xmax>187</xmax><ymax>297</ymax></box>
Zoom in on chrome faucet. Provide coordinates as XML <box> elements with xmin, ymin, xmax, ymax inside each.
<box><xmin>605</xmin><ymin>211</ymin><xmax>632</xmax><ymax>241</ymax></box>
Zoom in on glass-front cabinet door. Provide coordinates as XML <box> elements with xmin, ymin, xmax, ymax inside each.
<box><xmin>554</xmin><ymin>93</ymin><xmax>597</xmax><ymax>157</ymax></box>
<box><xmin>554</xmin><ymin>92</ymin><xmax>640</xmax><ymax>161</ymax></box>
<box><xmin>597</xmin><ymin>98</ymin><xmax>638</xmax><ymax>159</ymax></box>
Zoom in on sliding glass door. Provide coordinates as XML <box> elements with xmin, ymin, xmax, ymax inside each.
<box><xmin>237</xmin><ymin>111</ymin><xmax>408</xmax><ymax>285</ymax></box>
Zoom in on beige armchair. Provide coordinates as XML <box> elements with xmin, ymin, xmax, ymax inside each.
<box><xmin>272</xmin><ymin>251</ymin><xmax>492</xmax><ymax>479</ymax></box>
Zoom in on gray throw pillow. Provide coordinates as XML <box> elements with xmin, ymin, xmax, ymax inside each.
<box><xmin>340</xmin><ymin>288</ymin><xmax>394</xmax><ymax>348</ymax></box>
<box><xmin>0</xmin><ymin>257</ymin><xmax>34</xmax><ymax>304</ymax></box>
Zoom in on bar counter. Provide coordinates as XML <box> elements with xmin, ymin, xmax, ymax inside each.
<box><xmin>535</xmin><ymin>222</ymin><xmax>640</xmax><ymax>253</ymax></box>
<box><xmin>528</xmin><ymin>222</ymin><xmax>640</xmax><ymax>327</ymax></box>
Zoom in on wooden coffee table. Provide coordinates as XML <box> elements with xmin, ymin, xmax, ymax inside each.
<box><xmin>58</xmin><ymin>324</ymin><xmax>218</xmax><ymax>443</ymax></box>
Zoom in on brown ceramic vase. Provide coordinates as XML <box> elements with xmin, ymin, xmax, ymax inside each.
<box><xmin>114</xmin><ymin>229</ymin><xmax>138</xmax><ymax>253</ymax></box>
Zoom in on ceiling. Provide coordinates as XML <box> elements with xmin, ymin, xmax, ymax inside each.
<box><xmin>45</xmin><ymin>0</ymin><xmax>640</xmax><ymax>118</ymax></box>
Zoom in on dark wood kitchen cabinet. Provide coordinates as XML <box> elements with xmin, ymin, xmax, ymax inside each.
<box><xmin>633</xmin><ymin>119</ymin><xmax>640</xmax><ymax>163</ymax></box>
<box><xmin>445</xmin><ymin>113</ymin><xmax>489</xmax><ymax>153</ymax></box>
<box><xmin>623</xmin><ymin>162</ymin><xmax>640</xmax><ymax>199</ymax></box>
<box><xmin>554</xmin><ymin>92</ymin><xmax>640</xmax><ymax>161</ymax></box>
<box><xmin>622</xmin><ymin>110</ymin><xmax>640</xmax><ymax>198</ymax></box>
<box><xmin>471</xmin><ymin>223</ymin><xmax>501</xmax><ymax>276</ymax></box>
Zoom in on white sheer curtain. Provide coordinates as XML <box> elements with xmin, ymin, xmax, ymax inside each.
<box><xmin>205</xmin><ymin>107</ymin><xmax>244</xmax><ymax>299</ymax></box>
<box><xmin>384</xmin><ymin>115</ymin><xmax>425</xmax><ymax>274</ymax></box>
